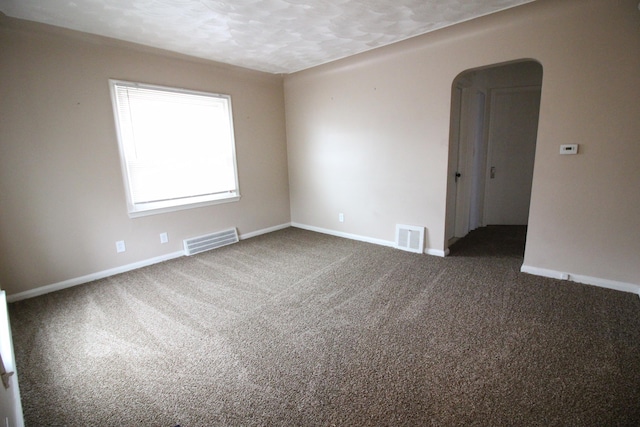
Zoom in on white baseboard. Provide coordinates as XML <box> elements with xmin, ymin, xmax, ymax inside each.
<box><xmin>521</xmin><ymin>265</ymin><xmax>640</xmax><ymax>296</ymax></box>
<box><xmin>7</xmin><ymin>223</ymin><xmax>294</xmax><ymax>303</ymax></box>
<box><xmin>291</xmin><ymin>222</ymin><xmax>447</xmax><ymax>257</ymax></box>
<box><xmin>7</xmin><ymin>250</ymin><xmax>185</xmax><ymax>303</ymax></box>
<box><xmin>239</xmin><ymin>222</ymin><xmax>291</xmax><ymax>240</ymax></box>
<box><xmin>291</xmin><ymin>222</ymin><xmax>396</xmax><ymax>248</ymax></box>
<box><xmin>427</xmin><ymin>248</ymin><xmax>449</xmax><ymax>257</ymax></box>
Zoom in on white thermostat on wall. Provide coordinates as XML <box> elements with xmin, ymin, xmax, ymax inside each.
<box><xmin>559</xmin><ymin>144</ymin><xmax>578</xmax><ymax>155</ymax></box>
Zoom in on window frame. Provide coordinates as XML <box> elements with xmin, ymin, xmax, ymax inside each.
<box><xmin>109</xmin><ymin>79</ymin><xmax>241</xmax><ymax>218</ymax></box>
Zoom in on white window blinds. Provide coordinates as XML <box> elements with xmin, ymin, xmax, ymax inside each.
<box><xmin>110</xmin><ymin>80</ymin><xmax>239</xmax><ymax>216</ymax></box>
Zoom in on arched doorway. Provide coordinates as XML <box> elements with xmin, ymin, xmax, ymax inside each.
<box><xmin>445</xmin><ymin>60</ymin><xmax>543</xmax><ymax>251</ymax></box>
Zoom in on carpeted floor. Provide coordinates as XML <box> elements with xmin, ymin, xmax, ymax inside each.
<box><xmin>9</xmin><ymin>226</ymin><xmax>640</xmax><ymax>426</ymax></box>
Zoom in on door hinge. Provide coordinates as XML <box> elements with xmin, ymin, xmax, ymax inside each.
<box><xmin>0</xmin><ymin>352</ymin><xmax>14</xmax><ymax>389</ymax></box>
<box><xmin>1</xmin><ymin>371</ymin><xmax>14</xmax><ymax>389</ymax></box>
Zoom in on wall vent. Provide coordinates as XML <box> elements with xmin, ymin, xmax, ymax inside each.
<box><xmin>183</xmin><ymin>228</ymin><xmax>239</xmax><ymax>256</ymax></box>
<box><xmin>395</xmin><ymin>224</ymin><xmax>425</xmax><ymax>254</ymax></box>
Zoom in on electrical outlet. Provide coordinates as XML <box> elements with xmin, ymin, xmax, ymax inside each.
<box><xmin>115</xmin><ymin>240</ymin><xmax>126</xmax><ymax>253</ymax></box>
<box><xmin>160</xmin><ymin>232</ymin><xmax>168</xmax><ymax>244</ymax></box>
<box><xmin>338</xmin><ymin>213</ymin><xmax>344</xmax><ymax>223</ymax></box>
<box><xmin>559</xmin><ymin>144</ymin><xmax>578</xmax><ymax>155</ymax></box>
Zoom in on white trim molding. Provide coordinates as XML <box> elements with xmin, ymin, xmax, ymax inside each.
<box><xmin>7</xmin><ymin>250</ymin><xmax>185</xmax><ymax>303</ymax></box>
<box><xmin>7</xmin><ymin>223</ymin><xmax>293</xmax><ymax>303</ymax></box>
<box><xmin>239</xmin><ymin>223</ymin><xmax>291</xmax><ymax>240</ymax></box>
<box><xmin>291</xmin><ymin>222</ymin><xmax>448</xmax><ymax>257</ymax></box>
<box><xmin>427</xmin><ymin>248</ymin><xmax>449</xmax><ymax>257</ymax></box>
<box><xmin>521</xmin><ymin>265</ymin><xmax>640</xmax><ymax>296</ymax></box>
<box><xmin>291</xmin><ymin>222</ymin><xmax>396</xmax><ymax>248</ymax></box>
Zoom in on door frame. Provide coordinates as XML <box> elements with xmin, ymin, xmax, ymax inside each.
<box><xmin>444</xmin><ymin>60</ymin><xmax>543</xmax><ymax>254</ymax></box>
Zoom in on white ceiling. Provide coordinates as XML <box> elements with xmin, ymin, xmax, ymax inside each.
<box><xmin>0</xmin><ymin>0</ymin><xmax>534</xmax><ymax>74</ymax></box>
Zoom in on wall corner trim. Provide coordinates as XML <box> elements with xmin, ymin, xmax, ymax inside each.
<box><xmin>520</xmin><ymin>265</ymin><xmax>640</xmax><ymax>295</ymax></box>
<box><xmin>7</xmin><ymin>223</ymin><xmax>293</xmax><ymax>303</ymax></box>
<box><xmin>426</xmin><ymin>248</ymin><xmax>448</xmax><ymax>257</ymax></box>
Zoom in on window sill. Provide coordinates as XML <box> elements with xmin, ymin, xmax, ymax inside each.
<box><xmin>128</xmin><ymin>194</ymin><xmax>240</xmax><ymax>218</ymax></box>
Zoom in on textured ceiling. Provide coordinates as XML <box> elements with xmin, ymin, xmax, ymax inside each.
<box><xmin>0</xmin><ymin>0</ymin><xmax>534</xmax><ymax>74</ymax></box>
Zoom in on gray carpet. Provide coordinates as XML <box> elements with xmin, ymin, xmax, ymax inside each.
<box><xmin>9</xmin><ymin>226</ymin><xmax>640</xmax><ymax>426</ymax></box>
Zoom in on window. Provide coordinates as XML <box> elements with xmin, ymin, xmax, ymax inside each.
<box><xmin>109</xmin><ymin>80</ymin><xmax>240</xmax><ymax>217</ymax></box>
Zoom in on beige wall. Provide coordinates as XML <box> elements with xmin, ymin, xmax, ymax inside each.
<box><xmin>0</xmin><ymin>16</ymin><xmax>290</xmax><ymax>296</ymax></box>
<box><xmin>285</xmin><ymin>0</ymin><xmax>640</xmax><ymax>286</ymax></box>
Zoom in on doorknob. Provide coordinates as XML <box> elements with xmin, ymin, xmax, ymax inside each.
<box><xmin>490</xmin><ymin>166</ymin><xmax>496</xmax><ymax>179</ymax></box>
<box><xmin>455</xmin><ymin>172</ymin><xmax>461</xmax><ymax>182</ymax></box>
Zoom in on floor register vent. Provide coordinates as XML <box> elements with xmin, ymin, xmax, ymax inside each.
<box><xmin>395</xmin><ymin>224</ymin><xmax>425</xmax><ymax>254</ymax></box>
<box><xmin>183</xmin><ymin>228</ymin><xmax>239</xmax><ymax>256</ymax></box>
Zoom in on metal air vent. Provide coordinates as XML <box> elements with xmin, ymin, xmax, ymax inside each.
<box><xmin>183</xmin><ymin>228</ymin><xmax>238</xmax><ymax>256</ymax></box>
<box><xmin>395</xmin><ymin>224</ymin><xmax>425</xmax><ymax>254</ymax></box>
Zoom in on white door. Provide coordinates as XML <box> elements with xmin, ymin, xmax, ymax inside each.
<box><xmin>484</xmin><ymin>86</ymin><xmax>541</xmax><ymax>225</ymax></box>
<box><xmin>467</xmin><ymin>90</ymin><xmax>486</xmax><ymax>232</ymax></box>
<box><xmin>0</xmin><ymin>291</ymin><xmax>24</xmax><ymax>427</ymax></box>
<box><xmin>445</xmin><ymin>85</ymin><xmax>464</xmax><ymax>244</ymax></box>
<box><xmin>447</xmin><ymin>86</ymin><xmax>486</xmax><ymax>242</ymax></box>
